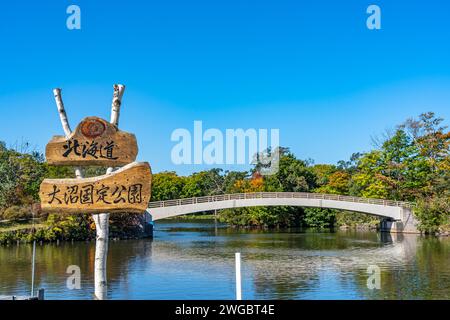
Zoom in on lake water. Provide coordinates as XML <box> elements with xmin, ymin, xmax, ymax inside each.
<box><xmin>0</xmin><ymin>219</ymin><xmax>449</xmax><ymax>300</ymax></box>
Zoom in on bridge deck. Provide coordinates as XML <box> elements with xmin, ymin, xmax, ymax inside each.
<box><xmin>148</xmin><ymin>192</ymin><xmax>412</xmax><ymax>209</ymax></box>
<box><xmin>147</xmin><ymin>192</ymin><xmax>413</xmax><ymax>222</ymax></box>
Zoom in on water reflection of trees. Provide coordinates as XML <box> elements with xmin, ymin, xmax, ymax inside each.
<box><xmin>231</xmin><ymin>230</ymin><xmax>403</xmax><ymax>299</ymax></box>
<box><xmin>151</xmin><ymin>225</ymin><xmax>421</xmax><ymax>299</ymax></box>
<box><xmin>0</xmin><ymin>240</ymin><xmax>153</xmax><ymax>298</ymax></box>
<box><xmin>1</xmin><ymin>223</ymin><xmax>449</xmax><ymax>300</ymax></box>
<box><xmin>351</xmin><ymin>235</ymin><xmax>450</xmax><ymax>299</ymax></box>
<box><xmin>152</xmin><ymin>224</ymin><xmax>450</xmax><ymax>299</ymax></box>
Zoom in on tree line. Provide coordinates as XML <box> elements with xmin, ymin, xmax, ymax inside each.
<box><xmin>0</xmin><ymin>112</ymin><xmax>449</xmax><ymax>239</ymax></box>
<box><xmin>152</xmin><ymin>112</ymin><xmax>450</xmax><ymax>233</ymax></box>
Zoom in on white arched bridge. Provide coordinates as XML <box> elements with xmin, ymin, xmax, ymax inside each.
<box><xmin>146</xmin><ymin>192</ymin><xmax>419</xmax><ymax>233</ymax></box>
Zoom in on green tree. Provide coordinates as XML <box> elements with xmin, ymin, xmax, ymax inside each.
<box><xmin>151</xmin><ymin>171</ymin><xmax>186</xmax><ymax>201</ymax></box>
<box><xmin>181</xmin><ymin>169</ymin><xmax>224</xmax><ymax>197</ymax></box>
<box><xmin>0</xmin><ymin>142</ymin><xmax>47</xmax><ymax>213</ymax></box>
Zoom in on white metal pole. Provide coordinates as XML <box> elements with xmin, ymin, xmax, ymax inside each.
<box><xmin>235</xmin><ymin>252</ymin><xmax>242</xmax><ymax>300</ymax></box>
<box><xmin>31</xmin><ymin>241</ymin><xmax>36</xmax><ymax>297</ymax></box>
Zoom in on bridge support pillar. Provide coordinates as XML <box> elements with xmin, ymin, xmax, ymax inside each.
<box><xmin>380</xmin><ymin>208</ymin><xmax>419</xmax><ymax>234</ymax></box>
<box><xmin>380</xmin><ymin>219</ymin><xmax>400</xmax><ymax>233</ymax></box>
<box><xmin>143</xmin><ymin>211</ymin><xmax>154</xmax><ymax>238</ymax></box>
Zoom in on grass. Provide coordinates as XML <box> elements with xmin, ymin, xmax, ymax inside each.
<box><xmin>0</xmin><ymin>220</ymin><xmax>45</xmax><ymax>233</ymax></box>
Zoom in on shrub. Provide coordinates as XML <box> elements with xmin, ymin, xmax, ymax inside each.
<box><xmin>336</xmin><ymin>211</ymin><xmax>380</xmax><ymax>228</ymax></box>
<box><xmin>219</xmin><ymin>206</ymin><xmax>303</xmax><ymax>227</ymax></box>
<box><xmin>415</xmin><ymin>196</ymin><xmax>450</xmax><ymax>234</ymax></box>
<box><xmin>2</xmin><ymin>205</ymin><xmax>32</xmax><ymax>221</ymax></box>
<box><xmin>303</xmin><ymin>208</ymin><xmax>336</xmax><ymax>229</ymax></box>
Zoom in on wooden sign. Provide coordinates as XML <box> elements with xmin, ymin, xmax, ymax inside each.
<box><xmin>45</xmin><ymin>116</ymin><xmax>138</xmax><ymax>166</ymax></box>
<box><xmin>39</xmin><ymin>162</ymin><xmax>152</xmax><ymax>214</ymax></box>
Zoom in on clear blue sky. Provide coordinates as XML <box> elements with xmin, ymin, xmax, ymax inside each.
<box><xmin>1</xmin><ymin>0</ymin><xmax>449</xmax><ymax>175</ymax></box>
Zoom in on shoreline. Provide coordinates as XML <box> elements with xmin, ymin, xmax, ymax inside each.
<box><xmin>1</xmin><ymin>218</ymin><xmax>448</xmax><ymax>246</ymax></box>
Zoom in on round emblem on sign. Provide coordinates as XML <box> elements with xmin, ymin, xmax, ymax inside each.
<box><xmin>80</xmin><ymin>119</ymin><xmax>106</xmax><ymax>138</ymax></box>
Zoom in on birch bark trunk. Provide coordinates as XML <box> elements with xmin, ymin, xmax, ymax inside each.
<box><xmin>93</xmin><ymin>213</ymin><xmax>109</xmax><ymax>300</ymax></box>
<box><xmin>52</xmin><ymin>89</ymin><xmax>83</xmax><ymax>179</ymax></box>
<box><xmin>93</xmin><ymin>84</ymin><xmax>126</xmax><ymax>300</ymax></box>
<box><xmin>53</xmin><ymin>85</ymin><xmax>125</xmax><ymax>300</ymax></box>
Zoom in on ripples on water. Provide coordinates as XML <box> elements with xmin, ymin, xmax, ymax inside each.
<box><xmin>0</xmin><ymin>219</ymin><xmax>449</xmax><ymax>299</ymax></box>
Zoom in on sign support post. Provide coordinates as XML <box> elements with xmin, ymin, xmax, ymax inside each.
<box><xmin>93</xmin><ymin>84</ymin><xmax>124</xmax><ymax>300</ymax></box>
<box><xmin>47</xmin><ymin>84</ymin><xmax>151</xmax><ymax>300</ymax></box>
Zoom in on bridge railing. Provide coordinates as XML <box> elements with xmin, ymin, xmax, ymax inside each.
<box><xmin>148</xmin><ymin>192</ymin><xmax>413</xmax><ymax>209</ymax></box>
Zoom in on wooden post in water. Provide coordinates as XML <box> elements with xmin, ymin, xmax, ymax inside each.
<box><xmin>37</xmin><ymin>288</ymin><xmax>45</xmax><ymax>300</ymax></box>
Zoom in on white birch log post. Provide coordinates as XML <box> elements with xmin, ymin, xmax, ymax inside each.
<box><xmin>93</xmin><ymin>212</ymin><xmax>109</xmax><ymax>300</ymax></box>
<box><xmin>110</xmin><ymin>84</ymin><xmax>125</xmax><ymax>127</ymax></box>
<box><xmin>52</xmin><ymin>89</ymin><xmax>83</xmax><ymax>179</ymax></box>
<box><xmin>106</xmin><ymin>84</ymin><xmax>125</xmax><ymax>174</ymax></box>
<box><xmin>93</xmin><ymin>84</ymin><xmax>126</xmax><ymax>300</ymax></box>
<box><xmin>53</xmin><ymin>85</ymin><xmax>126</xmax><ymax>300</ymax></box>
